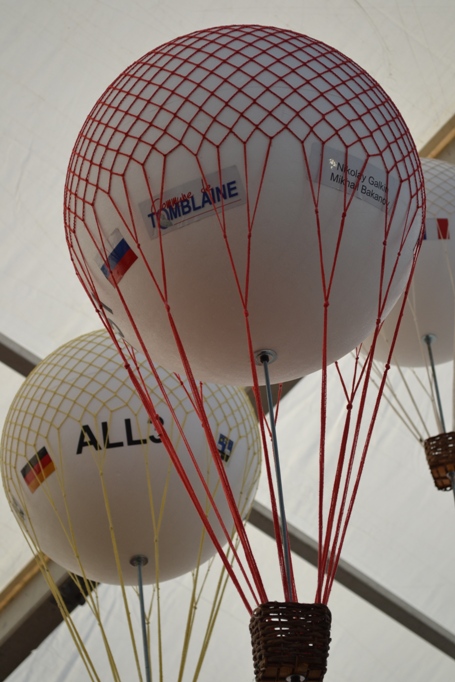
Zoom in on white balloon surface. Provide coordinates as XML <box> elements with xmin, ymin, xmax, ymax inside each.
<box><xmin>65</xmin><ymin>25</ymin><xmax>424</xmax><ymax>386</ymax></box>
<box><xmin>371</xmin><ymin>158</ymin><xmax>455</xmax><ymax>367</ymax></box>
<box><xmin>0</xmin><ymin>330</ymin><xmax>261</xmax><ymax>585</ymax></box>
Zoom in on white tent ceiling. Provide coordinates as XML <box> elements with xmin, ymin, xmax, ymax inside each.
<box><xmin>2</xmin><ymin>1</ymin><xmax>455</xmax><ymax>680</ymax></box>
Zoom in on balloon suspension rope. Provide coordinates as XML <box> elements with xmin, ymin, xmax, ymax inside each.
<box><xmin>423</xmin><ymin>334</ymin><xmax>446</xmax><ymax>433</ymax></box>
<box><xmin>256</xmin><ymin>350</ymin><xmax>294</xmax><ymax>599</ymax></box>
<box><xmin>130</xmin><ymin>555</ymin><xmax>152</xmax><ymax>682</ymax></box>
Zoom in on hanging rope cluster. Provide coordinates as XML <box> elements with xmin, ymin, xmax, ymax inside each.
<box><xmin>4</xmin><ymin>550</ymin><xmax>237</xmax><ymax>682</ymax></box>
<box><xmin>62</xmin><ymin>24</ymin><xmax>425</xmax><ymax>680</ymax></box>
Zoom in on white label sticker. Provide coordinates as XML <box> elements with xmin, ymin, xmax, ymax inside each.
<box><xmin>140</xmin><ymin>166</ymin><xmax>246</xmax><ymax>238</ymax></box>
<box><xmin>311</xmin><ymin>144</ymin><xmax>399</xmax><ymax>213</ymax></box>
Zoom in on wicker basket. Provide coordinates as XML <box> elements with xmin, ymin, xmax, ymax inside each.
<box><xmin>424</xmin><ymin>432</ymin><xmax>455</xmax><ymax>490</ymax></box>
<box><xmin>249</xmin><ymin>602</ymin><xmax>332</xmax><ymax>681</ymax></box>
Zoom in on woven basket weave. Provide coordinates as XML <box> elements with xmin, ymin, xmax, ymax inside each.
<box><xmin>424</xmin><ymin>432</ymin><xmax>455</xmax><ymax>491</ymax></box>
<box><xmin>249</xmin><ymin>602</ymin><xmax>331</xmax><ymax>681</ymax></box>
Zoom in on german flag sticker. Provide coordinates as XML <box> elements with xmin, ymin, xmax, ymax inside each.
<box><xmin>21</xmin><ymin>447</ymin><xmax>55</xmax><ymax>493</ymax></box>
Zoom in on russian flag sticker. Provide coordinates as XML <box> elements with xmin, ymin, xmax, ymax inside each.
<box><xmin>100</xmin><ymin>229</ymin><xmax>138</xmax><ymax>285</ymax></box>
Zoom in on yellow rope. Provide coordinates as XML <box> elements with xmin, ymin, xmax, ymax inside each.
<box><xmin>0</xmin><ymin>330</ymin><xmax>262</xmax><ymax>681</ymax></box>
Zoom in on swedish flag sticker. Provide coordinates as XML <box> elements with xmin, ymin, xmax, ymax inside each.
<box><xmin>217</xmin><ymin>434</ymin><xmax>234</xmax><ymax>463</ymax></box>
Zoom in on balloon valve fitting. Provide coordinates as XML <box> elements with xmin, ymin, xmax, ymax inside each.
<box><xmin>130</xmin><ymin>555</ymin><xmax>149</xmax><ymax>567</ymax></box>
<box><xmin>422</xmin><ymin>333</ymin><xmax>437</xmax><ymax>345</ymax></box>
<box><xmin>255</xmin><ymin>349</ymin><xmax>278</xmax><ymax>366</ymax></box>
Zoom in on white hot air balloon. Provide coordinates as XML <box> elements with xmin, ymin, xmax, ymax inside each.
<box><xmin>366</xmin><ymin>158</ymin><xmax>455</xmax><ymax>494</ymax></box>
<box><xmin>63</xmin><ymin>25</ymin><xmax>425</xmax><ymax>682</ymax></box>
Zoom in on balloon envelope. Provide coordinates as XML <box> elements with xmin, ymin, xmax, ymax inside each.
<box><xmin>65</xmin><ymin>25</ymin><xmax>424</xmax><ymax>386</ymax></box>
<box><xmin>370</xmin><ymin>157</ymin><xmax>455</xmax><ymax>367</ymax></box>
<box><xmin>0</xmin><ymin>330</ymin><xmax>262</xmax><ymax>585</ymax></box>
